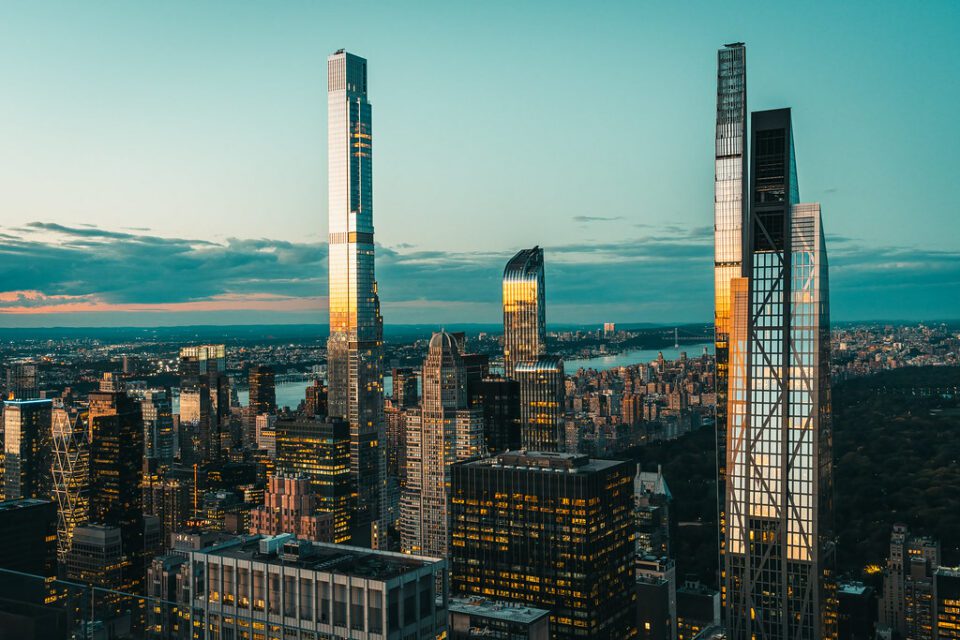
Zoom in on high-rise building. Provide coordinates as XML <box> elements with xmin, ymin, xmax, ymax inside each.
<box><xmin>935</xmin><ymin>567</ymin><xmax>960</xmax><ymax>640</ymax></box>
<box><xmin>0</xmin><ymin>499</ymin><xmax>59</xmax><ymax>606</ymax></box>
<box><xmin>326</xmin><ymin>49</ymin><xmax>385</xmax><ymax>546</ymax></box>
<box><xmin>304</xmin><ymin>379</ymin><xmax>328</xmax><ymax>418</ymax></box>
<box><xmin>88</xmin><ymin>384</ymin><xmax>145</xmax><ymax>595</ymax></box>
<box><xmin>478</xmin><ymin>375</ymin><xmax>521</xmax><ymax>453</ymax></box>
<box><xmin>392</xmin><ymin>367</ymin><xmax>419</xmax><ymax>409</ymax></box>
<box><xmin>880</xmin><ymin>524</ymin><xmax>941</xmax><ymax>637</ymax></box>
<box><xmin>3</xmin><ymin>398</ymin><xmax>52</xmax><ymax>501</ymax></box>
<box><xmin>179</xmin><ymin>344</ymin><xmax>229</xmax><ymax>461</ymax></box>
<box><xmin>515</xmin><ymin>357</ymin><xmax>565</xmax><ymax>452</ymax></box>
<box><xmin>714</xmin><ymin>42</ymin><xmax>747</xmax><ymax>593</ymax></box>
<box><xmin>4</xmin><ymin>362</ymin><xmax>39</xmax><ymax>400</ymax></box>
<box><xmin>275</xmin><ymin>416</ymin><xmax>353</xmax><ymax>543</ymax></box>
<box><xmin>836</xmin><ymin>582</ymin><xmax>876</xmax><ymax>640</ymax></box>
<box><xmin>502</xmin><ymin>247</ymin><xmax>546</xmax><ymax>379</ymax></box>
<box><xmin>635</xmin><ymin>464</ymin><xmax>672</xmax><ymax>557</ymax></box>
<box><xmin>400</xmin><ymin>332</ymin><xmax>483</xmax><ymax>557</ymax></box>
<box><xmin>141</xmin><ymin>389</ymin><xmax>174</xmax><ymax>462</ymax></box>
<box><xmin>248</xmin><ymin>365</ymin><xmax>276</xmax><ymax>415</ymax></box>
<box><xmin>142</xmin><ymin>462</ymin><xmax>195</xmax><ymax>549</ymax></box>
<box><xmin>249</xmin><ymin>473</ymin><xmax>335</xmax><ymax>542</ymax></box>
<box><xmin>450</xmin><ymin>452</ymin><xmax>637</xmax><ymax>640</ymax></box>
<box><xmin>51</xmin><ymin>407</ymin><xmax>89</xmax><ymax>560</ymax></box>
<box><xmin>724</xmin><ymin>107</ymin><xmax>835</xmax><ymax>639</ymax></box>
<box><xmin>677</xmin><ymin>579</ymin><xmax>721</xmax><ymax>640</ymax></box>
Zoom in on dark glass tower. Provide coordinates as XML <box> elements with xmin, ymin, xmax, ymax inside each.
<box><xmin>248</xmin><ymin>365</ymin><xmax>276</xmax><ymax>415</ymax></box>
<box><xmin>451</xmin><ymin>452</ymin><xmax>637</xmax><ymax>640</ymax></box>
<box><xmin>326</xmin><ymin>49</ymin><xmax>385</xmax><ymax>546</ymax></box>
<box><xmin>2</xmin><ymin>398</ymin><xmax>52</xmax><ymax>501</ymax></box>
<box><xmin>724</xmin><ymin>108</ymin><xmax>835</xmax><ymax>639</ymax></box>
<box><xmin>714</xmin><ymin>42</ymin><xmax>747</xmax><ymax>594</ymax></box>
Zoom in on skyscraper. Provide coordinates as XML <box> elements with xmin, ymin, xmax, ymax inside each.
<box><xmin>515</xmin><ymin>356</ymin><xmax>566</xmax><ymax>452</ymax></box>
<box><xmin>326</xmin><ymin>49</ymin><xmax>385</xmax><ymax>546</ymax></box>
<box><xmin>400</xmin><ymin>332</ymin><xmax>483</xmax><ymax>557</ymax></box>
<box><xmin>714</xmin><ymin>41</ymin><xmax>746</xmax><ymax>591</ymax></box>
<box><xmin>450</xmin><ymin>452</ymin><xmax>637</xmax><ymax>640</ymax></box>
<box><xmin>51</xmin><ymin>406</ymin><xmax>89</xmax><ymax>560</ymax></box>
<box><xmin>2</xmin><ymin>398</ymin><xmax>52</xmax><ymax>501</ymax></box>
<box><xmin>502</xmin><ymin>247</ymin><xmax>546</xmax><ymax>379</ymax></box>
<box><xmin>724</xmin><ymin>107</ymin><xmax>835</xmax><ymax>639</ymax></box>
<box><xmin>248</xmin><ymin>365</ymin><xmax>276</xmax><ymax>415</ymax></box>
<box><xmin>141</xmin><ymin>388</ymin><xmax>174</xmax><ymax>462</ymax></box>
<box><xmin>275</xmin><ymin>416</ymin><xmax>353</xmax><ymax>543</ymax></box>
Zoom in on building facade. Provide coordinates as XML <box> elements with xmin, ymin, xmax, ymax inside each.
<box><xmin>400</xmin><ymin>332</ymin><xmax>484</xmax><ymax>558</ymax></box>
<box><xmin>713</xmin><ymin>42</ymin><xmax>747</xmax><ymax>595</ymax></box>
<box><xmin>51</xmin><ymin>407</ymin><xmax>90</xmax><ymax>560</ymax></box>
<box><xmin>326</xmin><ymin>49</ymin><xmax>385</xmax><ymax>545</ymax></box>
<box><xmin>502</xmin><ymin>247</ymin><xmax>546</xmax><ymax>379</ymax></box>
<box><xmin>2</xmin><ymin>398</ymin><xmax>53</xmax><ymax>501</ymax></box>
<box><xmin>248</xmin><ymin>365</ymin><xmax>276</xmax><ymax>415</ymax></box>
<box><xmin>184</xmin><ymin>534</ymin><xmax>448</xmax><ymax>639</ymax></box>
<box><xmin>724</xmin><ymin>107</ymin><xmax>836</xmax><ymax>639</ymax></box>
<box><xmin>141</xmin><ymin>389</ymin><xmax>175</xmax><ymax>463</ymax></box>
<box><xmin>515</xmin><ymin>357</ymin><xmax>566</xmax><ymax>452</ymax></box>
<box><xmin>450</xmin><ymin>452</ymin><xmax>636</xmax><ymax>640</ymax></box>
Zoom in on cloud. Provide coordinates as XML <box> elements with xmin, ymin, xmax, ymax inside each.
<box><xmin>573</xmin><ymin>215</ymin><xmax>624</xmax><ymax>223</ymax></box>
<box><xmin>0</xmin><ymin>220</ymin><xmax>958</xmax><ymax>325</ymax></box>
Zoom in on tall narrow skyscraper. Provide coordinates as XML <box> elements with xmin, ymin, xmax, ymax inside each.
<box><xmin>502</xmin><ymin>247</ymin><xmax>546</xmax><ymax>379</ymax></box>
<box><xmin>724</xmin><ymin>108</ymin><xmax>835</xmax><ymax>639</ymax></box>
<box><xmin>326</xmin><ymin>49</ymin><xmax>385</xmax><ymax>546</ymax></box>
<box><xmin>714</xmin><ymin>42</ymin><xmax>747</xmax><ymax>589</ymax></box>
<box><xmin>51</xmin><ymin>407</ymin><xmax>89</xmax><ymax>560</ymax></box>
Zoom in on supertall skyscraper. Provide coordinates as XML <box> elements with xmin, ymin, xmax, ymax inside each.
<box><xmin>502</xmin><ymin>247</ymin><xmax>546</xmax><ymax>379</ymax></box>
<box><xmin>714</xmin><ymin>41</ymin><xmax>747</xmax><ymax>589</ymax></box>
<box><xmin>326</xmin><ymin>49</ymin><xmax>385</xmax><ymax>546</ymax></box>
<box><xmin>723</xmin><ymin>107</ymin><xmax>835</xmax><ymax>639</ymax></box>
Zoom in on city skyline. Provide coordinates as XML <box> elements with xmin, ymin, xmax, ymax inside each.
<box><xmin>2</xmin><ymin>1</ymin><xmax>960</xmax><ymax>326</ymax></box>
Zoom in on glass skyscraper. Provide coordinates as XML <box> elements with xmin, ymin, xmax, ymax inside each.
<box><xmin>723</xmin><ymin>107</ymin><xmax>836</xmax><ymax>639</ymax></box>
<box><xmin>326</xmin><ymin>49</ymin><xmax>385</xmax><ymax>546</ymax></box>
<box><xmin>515</xmin><ymin>356</ymin><xmax>566</xmax><ymax>452</ymax></box>
<box><xmin>502</xmin><ymin>246</ymin><xmax>546</xmax><ymax>379</ymax></box>
<box><xmin>714</xmin><ymin>42</ymin><xmax>746</xmax><ymax>590</ymax></box>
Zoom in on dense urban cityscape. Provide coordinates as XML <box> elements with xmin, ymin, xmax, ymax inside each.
<box><xmin>0</xmin><ymin>17</ymin><xmax>958</xmax><ymax>640</ymax></box>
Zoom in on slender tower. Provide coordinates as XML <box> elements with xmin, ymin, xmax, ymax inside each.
<box><xmin>502</xmin><ymin>247</ymin><xmax>546</xmax><ymax>378</ymax></box>
<box><xmin>724</xmin><ymin>108</ymin><xmax>836</xmax><ymax>639</ymax></box>
<box><xmin>714</xmin><ymin>42</ymin><xmax>747</xmax><ymax>596</ymax></box>
<box><xmin>326</xmin><ymin>49</ymin><xmax>385</xmax><ymax>546</ymax></box>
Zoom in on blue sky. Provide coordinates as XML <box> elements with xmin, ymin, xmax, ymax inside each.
<box><xmin>1</xmin><ymin>0</ymin><xmax>958</xmax><ymax>326</ymax></box>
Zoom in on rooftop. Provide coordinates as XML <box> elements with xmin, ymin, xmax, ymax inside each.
<box><xmin>0</xmin><ymin>498</ymin><xmax>51</xmax><ymax>513</ymax></box>
<box><xmin>449</xmin><ymin>596</ymin><xmax>550</xmax><ymax>625</ymax></box>
<box><xmin>468</xmin><ymin>451</ymin><xmax>625</xmax><ymax>473</ymax></box>
<box><xmin>194</xmin><ymin>535</ymin><xmax>441</xmax><ymax>581</ymax></box>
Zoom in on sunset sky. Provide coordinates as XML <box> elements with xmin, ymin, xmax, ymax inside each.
<box><xmin>1</xmin><ymin>0</ymin><xmax>958</xmax><ymax>326</ymax></box>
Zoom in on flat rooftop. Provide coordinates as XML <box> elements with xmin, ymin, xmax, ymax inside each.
<box><xmin>197</xmin><ymin>535</ymin><xmax>441</xmax><ymax>581</ymax></box>
<box><xmin>0</xmin><ymin>498</ymin><xmax>51</xmax><ymax>513</ymax></box>
<box><xmin>449</xmin><ymin>596</ymin><xmax>549</xmax><ymax>625</ymax></box>
<box><xmin>467</xmin><ymin>451</ymin><xmax>625</xmax><ymax>473</ymax></box>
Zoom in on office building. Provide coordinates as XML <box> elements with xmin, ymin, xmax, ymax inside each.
<box><xmin>248</xmin><ymin>365</ymin><xmax>276</xmax><ymax>415</ymax></box>
<box><xmin>935</xmin><ymin>567</ymin><xmax>960</xmax><ymax>640</ymax></box>
<box><xmin>88</xmin><ymin>382</ymin><xmax>145</xmax><ymax>594</ymax></box>
<box><xmin>392</xmin><ymin>367</ymin><xmax>419</xmax><ymax>409</ymax></box>
<box><xmin>142</xmin><ymin>462</ymin><xmax>195</xmax><ymax>549</ymax></box>
<box><xmin>451</xmin><ymin>452</ymin><xmax>636</xmax><ymax>639</ymax></box>
<box><xmin>638</xmin><ymin>555</ymin><xmax>678</xmax><ymax>640</ymax></box>
<box><xmin>326</xmin><ymin>49</ymin><xmax>385</xmax><ymax>545</ymax></box>
<box><xmin>724</xmin><ymin>107</ymin><xmax>836</xmax><ymax>639</ymax></box>
<box><xmin>304</xmin><ymin>379</ymin><xmax>327</xmax><ymax>417</ymax></box>
<box><xmin>478</xmin><ymin>375</ymin><xmax>521</xmax><ymax>453</ymax></box>
<box><xmin>3</xmin><ymin>398</ymin><xmax>52</xmax><ymax>500</ymax></box>
<box><xmin>502</xmin><ymin>246</ymin><xmax>546</xmax><ymax>379</ymax></box>
<box><xmin>0</xmin><ymin>499</ymin><xmax>59</xmax><ymax>606</ymax></box>
<box><xmin>249</xmin><ymin>473</ymin><xmax>335</xmax><ymax>542</ymax></box>
<box><xmin>4</xmin><ymin>362</ymin><xmax>39</xmax><ymax>400</ymax></box>
<box><xmin>141</xmin><ymin>389</ymin><xmax>175</xmax><ymax>462</ymax></box>
<box><xmin>880</xmin><ymin>524</ymin><xmax>940</xmax><ymax>637</ymax></box>
<box><xmin>183</xmin><ymin>534</ymin><xmax>448</xmax><ymax>639</ymax></box>
<box><xmin>448</xmin><ymin>596</ymin><xmax>550</xmax><ymax>639</ymax></box>
<box><xmin>837</xmin><ymin>582</ymin><xmax>875</xmax><ymax>640</ymax></box>
<box><xmin>713</xmin><ymin>42</ymin><xmax>747</xmax><ymax>585</ymax></box>
<box><xmin>515</xmin><ymin>357</ymin><xmax>565</xmax><ymax>451</ymax></box>
<box><xmin>179</xmin><ymin>344</ymin><xmax>229</xmax><ymax>461</ymax></box>
<box><xmin>677</xmin><ymin>579</ymin><xmax>721</xmax><ymax>640</ymax></box>
<box><xmin>635</xmin><ymin>464</ymin><xmax>672</xmax><ymax>557</ymax></box>
<box><xmin>276</xmin><ymin>416</ymin><xmax>353</xmax><ymax>543</ymax></box>
<box><xmin>51</xmin><ymin>407</ymin><xmax>89</xmax><ymax>560</ymax></box>
<box><xmin>400</xmin><ymin>332</ymin><xmax>484</xmax><ymax>557</ymax></box>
